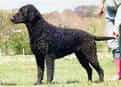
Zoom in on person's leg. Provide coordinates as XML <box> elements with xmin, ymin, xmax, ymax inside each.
<box><xmin>112</xmin><ymin>49</ymin><xmax>121</xmax><ymax>80</ymax></box>
<box><xmin>104</xmin><ymin>5</ymin><xmax>121</xmax><ymax>80</ymax></box>
<box><xmin>112</xmin><ymin>5</ymin><xmax>121</xmax><ymax>80</ymax></box>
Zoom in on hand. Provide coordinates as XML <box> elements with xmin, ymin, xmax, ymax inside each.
<box><xmin>97</xmin><ymin>3</ymin><xmax>104</xmax><ymax>16</ymax></box>
<box><xmin>98</xmin><ymin>9</ymin><xmax>104</xmax><ymax>16</ymax></box>
<box><xmin>112</xmin><ymin>32</ymin><xmax>119</xmax><ymax>38</ymax></box>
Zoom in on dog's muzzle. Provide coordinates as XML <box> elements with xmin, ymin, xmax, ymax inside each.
<box><xmin>10</xmin><ymin>16</ymin><xmax>16</xmax><ymax>23</ymax></box>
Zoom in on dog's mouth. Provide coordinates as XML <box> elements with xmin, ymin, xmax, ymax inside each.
<box><xmin>10</xmin><ymin>16</ymin><xmax>17</xmax><ymax>23</ymax></box>
<box><xmin>10</xmin><ymin>16</ymin><xmax>23</xmax><ymax>24</ymax></box>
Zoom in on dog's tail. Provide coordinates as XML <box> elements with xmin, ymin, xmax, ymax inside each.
<box><xmin>94</xmin><ymin>36</ymin><xmax>115</xmax><ymax>41</ymax></box>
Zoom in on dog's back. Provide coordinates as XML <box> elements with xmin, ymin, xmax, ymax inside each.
<box><xmin>35</xmin><ymin>25</ymin><xmax>93</xmax><ymax>58</ymax></box>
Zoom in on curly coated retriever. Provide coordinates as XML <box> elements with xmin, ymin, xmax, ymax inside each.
<box><xmin>10</xmin><ymin>4</ymin><xmax>115</xmax><ymax>84</ymax></box>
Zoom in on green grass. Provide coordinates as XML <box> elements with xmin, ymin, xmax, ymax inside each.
<box><xmin>0</xmin><ymin>52</ymin><xmax>121</xmax><ymax>87</ymax></box>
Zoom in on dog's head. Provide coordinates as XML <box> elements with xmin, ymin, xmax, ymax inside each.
<box><xmin>11</xmin><ymin>4</ymin><xmax>40</xmax><ymax>24</ymax></box>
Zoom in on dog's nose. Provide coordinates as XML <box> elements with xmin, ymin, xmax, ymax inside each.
<box><xmin>10</xmin><ymin>16</ymin><xmax>15</xmax><ymax>22</ymax></box>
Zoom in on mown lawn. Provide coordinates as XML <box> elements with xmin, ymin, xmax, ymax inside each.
<box><xmin>0</xmin><ymin>52</ymin><xmax>121</xmax><ymax>87</ymax></box>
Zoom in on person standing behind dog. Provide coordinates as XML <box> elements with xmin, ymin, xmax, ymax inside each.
<box><xmin>98</xmin><ymin>0</ymin><xmax>121</xmax><ymax>80</ymax></box>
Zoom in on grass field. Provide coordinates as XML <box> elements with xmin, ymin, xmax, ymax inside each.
<box><xmin>0</xmin><ymin>52</ymin><xmax>121</xmax><ymax>87</ymax></box>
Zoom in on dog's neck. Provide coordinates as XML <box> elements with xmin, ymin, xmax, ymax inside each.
<box><xmin>25</xmin><ymin>17</ymin><xmax>49</xmax><ymax>40</ymax></box>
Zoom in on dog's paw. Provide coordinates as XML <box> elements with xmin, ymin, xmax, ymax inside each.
<box><xmin>46</xmin><ymin>80</ymin><xmax>52</xmax><ymax>84</ymax></box>
<box><xmin>94</xmin><ymin>80</ymin><xmax>104</xmax><ymax>83</ymax></box>
<box><xmin>34</xmin><ymin>82</ymin><xmax>42</xmax><ymax>85</ymax></box>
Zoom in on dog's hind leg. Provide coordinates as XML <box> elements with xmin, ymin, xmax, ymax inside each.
<box><xmin>87</xmin><ymin>51</ymin><xmax>104</xmax><ymax>82</ymax></box>
<box><xmin>34</xmin><ymin>54</ymin><xmax>45</xmax><ymax>85</ymax></box>
<box><xmin>91</xmin><ymin>62</ymin><xmax>104</xmax><ymax>82</ymax></box>
<box><xmin>80</xmin><ymin>41</ymin><xmax>104</xmax><ymax>82</ymax></box>
<box><xmin>82</xmin><ymin>48</ymin><xmax>104</xmax><ymax>82</ymax></box>
<box><xmin>75</xmin><ymin>51</ymin><xmax>92</xmax><ymax>81</ymax></box>
<box><xmin>45</xmin><ymin>55</ymin><xmax>55</xmax><ymax>83</ymax></box>
<box><xmin>89</xmin><ymin>58</ymin><xmax>104</xmax><ymax>82</ymax></box>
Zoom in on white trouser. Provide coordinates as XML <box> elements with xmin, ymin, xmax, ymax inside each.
<box><xmin>105</xmin><ymin>5</ymin><xmax>121</xmax><ymax>49</ymax></box>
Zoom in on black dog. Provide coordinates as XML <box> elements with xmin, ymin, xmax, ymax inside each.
<box><xmin>11</xmin><ymin>4</ymin><xmax>115</xmax><ymax>84</ymax></box>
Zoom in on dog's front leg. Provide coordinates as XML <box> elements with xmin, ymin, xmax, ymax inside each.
<box><xmin>46</xmin><ymin>55</ymin><xmax>55</xmax><ymax>83</ymax></box>
<box><xmin>34</xmin><ymin>54</ymin><xmax>45</xmax><ymax>85</ymax></box>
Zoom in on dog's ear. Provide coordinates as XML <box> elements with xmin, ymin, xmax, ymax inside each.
<box><xmin>28</xmin><ymin>9</ymin><xmax>40</xmax><ymax>22</ymax></box>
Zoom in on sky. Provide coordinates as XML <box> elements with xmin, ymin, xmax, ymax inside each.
<box><xmin>0</xmin><ymin>0</ymin><xmax>99</xmax><ymax>13</ymax></box>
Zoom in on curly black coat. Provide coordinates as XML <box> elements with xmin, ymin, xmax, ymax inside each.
<box><xmin>11</xmin><ymin>4</ymin><xmax>115</xmax><ymax>84</ymax></box>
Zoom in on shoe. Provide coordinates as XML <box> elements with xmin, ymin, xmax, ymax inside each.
<box><xmin>111</xmin><ymin>75</ymin><xmax>121</xmax><ymax>80</ymax></box>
